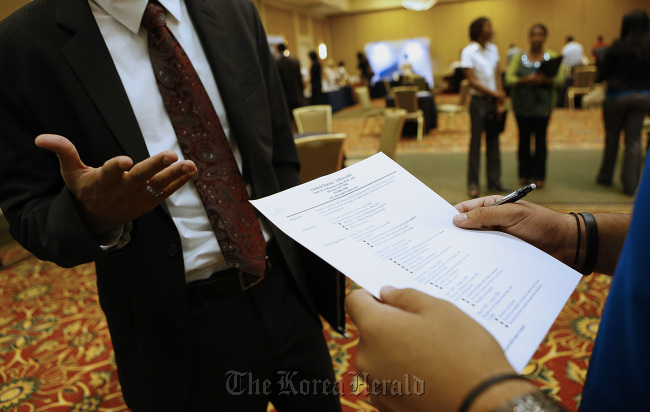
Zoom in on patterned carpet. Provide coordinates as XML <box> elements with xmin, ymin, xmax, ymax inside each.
<box><xmin>0</xmin><ymin>101</ymin><xmax>635</xmax><ymax>411</ymax></box>
<box><xmin>0</xmin><ymin>239</ymin><xmax>611</xmax><ymax>412</ymax></box>
<box><xmin>335</xmin><ymin>96</ymin><xmax>608</xmax><ymax>158</ymax></box>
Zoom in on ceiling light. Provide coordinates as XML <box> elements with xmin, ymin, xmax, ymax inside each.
<box><xmin>402</xmin><ymin>0</ymin><xmax>437</xmax><ymax>11</ymax></box>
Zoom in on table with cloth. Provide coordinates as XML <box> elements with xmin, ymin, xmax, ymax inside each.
<box><xmin>386</xmin><ymin>90</ymin><xmax>438</xmax><ymax>136</ymax></box>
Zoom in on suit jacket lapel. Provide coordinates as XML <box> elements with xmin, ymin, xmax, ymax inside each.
<box><xmin>56</xmin><ymin>0</ymin><xmax>151</xmax><ymax>164</ymax></box>
<box><xmin>184</xmin><ymin>0</ymin><xmax>253</xmax><ymax>162</ymax></box>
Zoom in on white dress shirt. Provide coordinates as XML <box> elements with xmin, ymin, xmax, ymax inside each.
<box><xmin>460</xmin><ymin>41</ymin><xmax>501</xmax><ymax>96</ymax></box>
<box><xmin>561</xmin><ymin>41</ymin><xmax>586</xmax><ymax>68</ymax></box>
<box><xmin>90</xmin><ymin>0</ymin><xmax>269</xmax><ymax>282</ymax></box>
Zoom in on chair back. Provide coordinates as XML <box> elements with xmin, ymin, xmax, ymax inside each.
<box><xmin>295</xmin><ymin>133</ymin><xmax>347</xmax><ymax>183</ymax></box>
<box><xmin>413</xmin><ymin>76</ymin><xmax>429</xmax><ymax>91</ymax></box>
<box><xmin>383</xmin><ymin>80</ymin><xmax>393</xmax><ymax>96</ymax></box>
<box><xmin>378</xmin><ymin>109</ymin><xmax>406</xmax><ymax>160</ymax></box>
<box><xmin>392</xmin><ymin>86</ymin><xmax>419</xmax><ymax>113</ymax></box>
<box><xmin>354</xmin><ymin>86</ymin><xmax>372</xmax><ymax>110</ymax></box>
<box><xmin>642</xmin><ymin>115</ymin><xmax>650</xmax><ymax>135</ymax></box>
<box><xmin>292</xmin><ymin>105</ymin><xmax>332</xmax><ymax>133</ymax></box>
<box><xmin>572</xmin><ymin>66</ymin><xmax>597</xmax><ymax>88</ymax></box>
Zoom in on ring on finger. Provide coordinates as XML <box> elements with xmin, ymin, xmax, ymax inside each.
<box><xmin>145</xmin><ymin>181</ymin><xmax>164</xmax><ymax>199</ymax></box>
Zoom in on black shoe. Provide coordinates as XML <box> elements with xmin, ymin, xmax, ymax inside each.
<box><xmin>468</xmin><ymin>184</ymin><xmax>479</xmax><ymax>198</ymax></box>
<box><xmin>596</xmin><ymin>177</ymin><xmax>612</xmax><ymax>187</ymax></box>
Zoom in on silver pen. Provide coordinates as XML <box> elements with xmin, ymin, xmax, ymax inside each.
<box><xmin>489</xmin><ymin>183</ymin><xmax>537</xmax><ymax>206</ymax></box>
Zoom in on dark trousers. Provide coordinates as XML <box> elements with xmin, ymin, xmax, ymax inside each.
<box><xmin>597</xmin><ymin>93</ymin><xmax>650</xmax><ymax>195</ymax></box>
<box><xmin>468</xmin><ymin>96</ymin><xmax>503</xmax><ymax>188</ymax></box>
<box><xmin>186</xmin><ymin>255</ymin><xmax>341</xmax><ymax>411</ymax></box>
<box><xmin>515</xmin><ymin>115</ymin><xmax>550</xmax><ymax>182</ymax></box>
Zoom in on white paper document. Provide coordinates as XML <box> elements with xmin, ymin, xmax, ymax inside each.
<box><xmin>251</xmin><ymin>153</ymin><xmax>582</xmax><ymax>372</ymax></box>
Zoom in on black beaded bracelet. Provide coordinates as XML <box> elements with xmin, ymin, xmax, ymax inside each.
<box><xmin>458</xmin><ymin>373</ymin><xmax>528</xmax><ymax>412</ymax></box>
<box><xmin>569</xmin><ymin>212</ymin><xmax>581</xmax><ymax>270</ymax></box>
<box><xmin>578</xmin><ymin>212</ymin><xmax>598</xmax><ymax>275</ymax></box>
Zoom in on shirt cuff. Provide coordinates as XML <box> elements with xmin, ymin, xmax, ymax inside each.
<box><xmin>98</xmin><ymin>222</ymin><xmax>133</xmax><ymax>251</ymax></box>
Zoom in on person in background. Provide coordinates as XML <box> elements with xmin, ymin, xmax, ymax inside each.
<box><xmin>596</xmin><ymin>10</ymin><xmax>650</xmax><ymax>196</ymax></box>
<box><xmin>276</xmin><ymin>43</ymin><xmax>304</xmax><ymax>114</ymax></box>
<box><xmin>561</xmin><ymin>36</ymin><xmax>587</xmax><ymax>69</ymax></box>
<box><xmin>592</xmin><ymin>35</ymin><xmax>609</xmax><ymax>69</ymax></box>
<box><xmin>461</xmin><ymin>17</ymin><xmax>508</xmax><ymax>199</ymax></box>
<box><xmin>591</xmin><ymin>35</ymin><xmax>608</xmax><ymax>59</ymax></box>
<box><xmin>506</xmin><ymin>43</ymin><xmax>521</xmax><ymax>66</ymax></box>
<box><xmin>309</xmin><ymin>50</ymin><xmax>324</xmax><ymax>104</ymax></box>
<box><xmin>357</xmin><ymin>51</ymin><xmax>374</xmax><ymax>87</ymax></box>
<box><xmin>323</xmin><ymin>58</ymin><xmax>339</xmax><ymax>90</ymax></box>
<box><xmin>506</xmin><ymin>24</ymin><xmax>565</xmax><ymax>189</ymax></box>
<box><xmin>347</xmin><ymin>146</ymin><xmax>650</xmax><ymax>410</ymax></box>
<box><xmin>399</xmin><ymin>56</ymin><xmax>415</xmax><ymax>84</ymax></box>
<box><xmin>336</xmin><ymin>61</ymin><xmax>350</xmax><ymax>86</ymax></box>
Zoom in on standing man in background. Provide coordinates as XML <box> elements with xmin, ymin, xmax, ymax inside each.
<box><xmin>461</xmin><ymin>16</ymin><xmax>508</xmax><ymax>199</ymax></box>
<box><xmin>562</xmin><ymin>36</ymin><xmax>587</xmax><ymax>69</ymax></box>
<box><xmin>0</xmin><ymin>0</ymin><xmax>344</xmax><ymax>411</ymax></box>
<box><xmin>309</xmin><ymin>50</ymin><xmax>324</xmax><ymax>104</ymax></box>
<box><xmin>276</xmin><ymin>43</ymin><xmax>305</xmax><ymax>115</ymax></box>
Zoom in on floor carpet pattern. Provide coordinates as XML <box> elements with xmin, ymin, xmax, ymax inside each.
<box><xmin>0</xmin><ymin>240</ymin><xmax>610</xmax><ymax>412</ymax></box>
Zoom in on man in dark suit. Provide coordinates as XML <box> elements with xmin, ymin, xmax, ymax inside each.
<box><xmin>276</xmin><ymin>43</ymin><xmax>305</xmax><ymax>114</ymax></box>
<box><xmin>0</xmin><ymin>0</ymin><xmax>344</xmax><ymax>411</ymax></box>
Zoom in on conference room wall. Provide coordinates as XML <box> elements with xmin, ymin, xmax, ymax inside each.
<box><xmin>256</xmin><ymin>2</ymin><xmax>330</xmax><ymax>72</ymax></box>
<box><xmin>329</xmin><ymin>0</ymin><xmax>650</xmax><ymax>78</ymax></box>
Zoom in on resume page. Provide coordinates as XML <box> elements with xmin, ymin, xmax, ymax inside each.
<box><xmin>251</xmin><ymin>153</ymin><xmax>581</xmax><ymax>372</ymax></box>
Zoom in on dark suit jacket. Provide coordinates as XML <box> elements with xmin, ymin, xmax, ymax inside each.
<box><xmin>0</xmin><ymin>0</ymin><xmax>345</xmax><ymax>409</ymax></box>
<box><xmin>276</xmin><ymin>55</ymin><xmax>304</xmax><ymax>112</ymax></box>
<box><xmin>310</xmin><ymin>60</ymin><xmax>324</xmax><ymax>104</ymax></box>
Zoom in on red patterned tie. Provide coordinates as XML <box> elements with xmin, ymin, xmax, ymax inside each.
<box><xmin>142</xmin><ymin>2</ymin><xmax>266</xmax><ymax>278</ymax></box>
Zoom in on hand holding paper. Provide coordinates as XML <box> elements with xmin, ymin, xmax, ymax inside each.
<box><xmin>251</xmin><ymin>153</ymin><xmax>581</xmax><ymax>372</ymax></box>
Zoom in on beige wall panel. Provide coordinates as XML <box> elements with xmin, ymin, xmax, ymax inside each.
<box><xmin>329</xmin><ymin>14</ymin><xmax>360</xmax><ymax>72</ymax></box>
<box><xmin>263</xmin><ymin>5</ymin><xmax>296</xmax><ymax>51</ymax></box>
<box><xmin>1</xmin><ymin>0</ymin><xmax>30</xmax><ymax>21</ymax></box>
<box><xmin>313</xmin><ymin>19</ymin><xmax>327</xmax><ymax>47</ymax></box>
<box><xmin>298</xmin><ymin>14</ymin><xmax>309</xmax><ymax>36</ymax></box>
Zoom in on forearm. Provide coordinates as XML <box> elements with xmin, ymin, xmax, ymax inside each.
<box><xmin>464</xmin><ymin>68</ymin><xmax>501</xmax><ymax>98</ymax></box>
<box><xmin>495</xmin><ymin>68</ymin><xmax>504</xmax><ymax>93</ymax></box>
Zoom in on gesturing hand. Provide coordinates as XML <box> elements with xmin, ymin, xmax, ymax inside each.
<box><xmin>453</xmin><ymin>196</ymin><xmax>576</xmax><ymax>266</ymax></box>
<box><xmin>35</xmin><ymin>134</ymin><xmax>197</xmax><ymax>235</ymax></box>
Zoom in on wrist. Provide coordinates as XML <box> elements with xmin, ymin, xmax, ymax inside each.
<box><xmin>491</xmin><ymin>389</ymin><xmax>566</xmax><ymax>412</ymax></box>
<box><xmin>562</xmin><ymin>212</ymin><xmax>579</xmax><ymax>267</ymax></box>
<box><xmin>467</xmin><ymin>379</ymin><xmax>537</xmax><ymax>412</ymax></box>
<box><xmin>567</xmin><ymin>212</ymin><xmax>598</xmax><ymax>275</ymax></box>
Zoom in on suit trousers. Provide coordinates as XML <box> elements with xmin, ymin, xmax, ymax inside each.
<box><xmin>515</xmin><ymin>115</ymin><xmax>550</xmax><ymax>182</ymax></box>
<box><xmin>597</xmin><ymin>93</ymin><xmax>650</xmax><ymax>195</ymax></box>
<box><xmin>468</xmin><ymin>96</ymin><xmax>503</xmax><ymax>188</ymax></box>
<box><xmin>185</xmin><ymin>253</ymin><xmax>341</xmax><ymax>411</ymax></box>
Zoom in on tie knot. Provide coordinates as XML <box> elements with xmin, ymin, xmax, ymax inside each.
<box><xmin>142</xmin><ymin>1</ymin><xmax>167</xmax><ymax>31</ymax></box>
